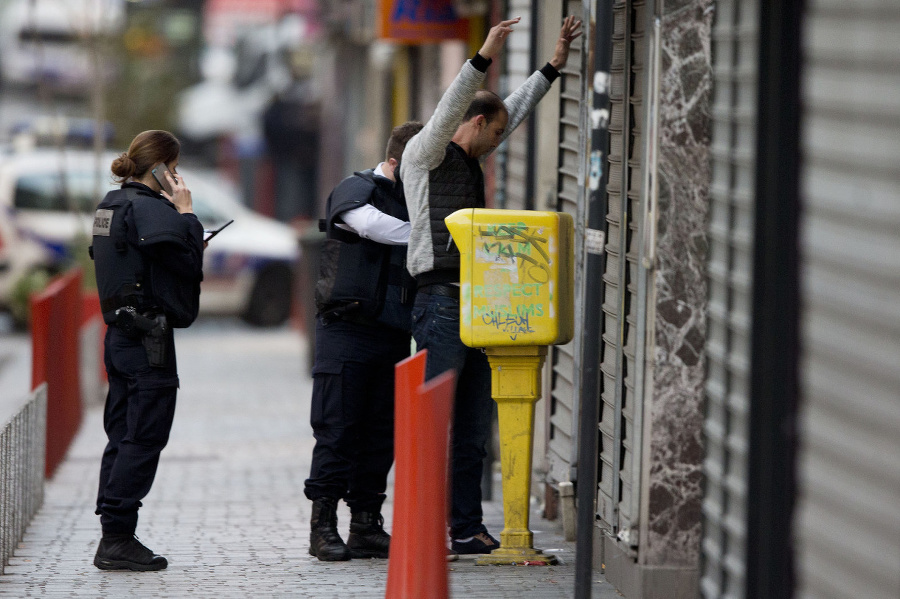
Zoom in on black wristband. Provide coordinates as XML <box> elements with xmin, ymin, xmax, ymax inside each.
<box><xmin>470</xmin><ymin>52</ymin><xmax>492</xmax><ymax>72</ymax></box>
<box><xmin>540</xmin><ymin>62</ymin><xmax>561</xmax><ymax>83</ymax></box>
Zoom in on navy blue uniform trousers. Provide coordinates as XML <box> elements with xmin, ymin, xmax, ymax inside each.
<box><xmin>96</xmin><ymin>325</ymin><xmax>178</xmax><ymax>535</ymax></box>
<box><xmin>304</xmin><ymin>316</ymin><xmax>411</xmax><ymax>514</ymax></box>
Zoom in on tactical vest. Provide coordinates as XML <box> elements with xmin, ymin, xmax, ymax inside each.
<box><xmin>315</xmin><ymin>170</ymin><xmax>416</xmax><ymax>332</ymax></box>
<box><xmin>90</xmin><ymin>185</ymin><xmax>201</xmax><ymax>328</ymax></box>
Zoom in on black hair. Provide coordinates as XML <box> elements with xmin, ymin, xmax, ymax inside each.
<box><xmin>462</xmin><ymin>90</ymin><xmax>507</xmax><ymax>124</ymax></box>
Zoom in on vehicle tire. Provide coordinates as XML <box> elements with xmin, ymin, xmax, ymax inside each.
<box><xmin>242</xmin><ymin>263</ymin><xmax>294</xmax><ymax>327</ymax></box>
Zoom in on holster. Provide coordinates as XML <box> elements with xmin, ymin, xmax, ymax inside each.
<box><xmin>141</xmin><ymin>315</ymin><xmax>168</xmax><ymax>368</ymax></box>
<box><xmin>115</xmin><ymin>307</ymin><xmax>168</xmax><ymax>367</ymax></box>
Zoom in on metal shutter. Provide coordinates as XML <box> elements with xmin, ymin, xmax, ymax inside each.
<box><xmin>547</xmin><ymin>0</ymin><xmax>590</xmax><ymax>487</ymax></box>
<box><xmin>795</xmin><ymin>2</ymin><xmax>900</xmax><ymax>598</ymax></box>
<box><xmin>594</xmin><ymin>0</ymin><xmax>647</xmax><ymax>552</ymax></box>
<box><xmin>699</xmin><ymin>0</ymin><xmax>759</xmax><ymax>596</ymax></box>
<box><xmin>497</xmin><ymin>0</ymin><xmax>532</xmax><ymax>211</ymax></box>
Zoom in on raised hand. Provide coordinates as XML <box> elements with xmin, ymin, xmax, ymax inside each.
<box><xmin>549</xmin><ymin>16</ymin><xmax>583</xmax><ymax>70</ymax></box>
<box><xmin>478</xmin><ymin>17</ymin><xmax>521</xmax><ymax>61</ymax></box>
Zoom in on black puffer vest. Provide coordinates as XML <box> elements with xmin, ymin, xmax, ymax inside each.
<box><xmin>417</xmin><ymin>142</ymin><xmax>484</xmax><ymax>287</ymax></box>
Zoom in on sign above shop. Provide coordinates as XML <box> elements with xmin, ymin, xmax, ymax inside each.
<box><xmin>378</xmin><ymin>0</ymin><xmax>469</xmax><ymax>43</ymax></box>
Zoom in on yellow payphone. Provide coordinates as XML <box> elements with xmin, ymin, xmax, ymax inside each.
<box><xmin>445</xmin><ymin>209</ymin><xmax>574</xmax><ymax>566</ymax></box>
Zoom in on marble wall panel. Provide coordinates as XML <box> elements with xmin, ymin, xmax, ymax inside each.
<box><xmin>644</xmin><ymin>0</ymin><xmax>713</xmax><ymax>568</ymax></box>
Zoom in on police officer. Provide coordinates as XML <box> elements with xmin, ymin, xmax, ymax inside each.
<box><xmin>90</xmin><ymin>130</ymin><xmax>204</xmax><ymax>571</ymax></box>
<box><xmin>304</xmin><ymin>122</ymin><xmax>422</xmax><ymax>561</ymax></box>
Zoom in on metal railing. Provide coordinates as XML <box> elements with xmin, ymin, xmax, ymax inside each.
<box><xmin>0</xmin><ymin>384</ymin><xmax>47</xmax><ymax>574</ymax></box>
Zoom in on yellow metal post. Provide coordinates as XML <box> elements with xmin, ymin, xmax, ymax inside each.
<box><xmin>476</xmin><ymin>345</ymin><xmax>557</xmax><ymax>565</ymax></box>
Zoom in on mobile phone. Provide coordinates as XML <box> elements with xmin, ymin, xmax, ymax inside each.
<box><xmin>150</xmin><ymin>163</ymin><xmax>175</xmax><ymax>196</ymax></box>
<box><xmin>203</xmin><ymin>219</ymin><xmax>234</xmax><ymax>242</ymax></box>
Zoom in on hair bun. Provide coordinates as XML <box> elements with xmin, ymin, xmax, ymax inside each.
<box><xmin>110</xmin><ymin>152</ymin><xmax>136</xmax><ymax>180</ymax></box>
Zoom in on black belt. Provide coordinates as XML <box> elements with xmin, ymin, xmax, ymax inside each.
<box><xmin>418</xmin><ymin>283</ymin><xmax>459</xmax><ymax>299</ymax></box>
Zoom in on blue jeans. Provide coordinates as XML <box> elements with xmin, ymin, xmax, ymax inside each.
<box><xmin>412</xmin><ymin>293</ymin><xmax>493</xmax><ymax>539</ymax></box>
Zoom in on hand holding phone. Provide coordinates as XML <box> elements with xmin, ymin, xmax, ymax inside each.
<box><xmin>151</xmin><ymin>163</ymin><xmax>175</xmax><ymax>196</ymax></box>
<box><xmin>203</xmin><ymin>219</ymin><xmax>234</xmax><ymax>242</ymax></box>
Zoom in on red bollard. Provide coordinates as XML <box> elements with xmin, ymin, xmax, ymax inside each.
<box><xmin>386</xmin><ymin>352</ymin><xmax>456</xmax><ymax>599</ymax></box>
<box><xmin>387</xmin><ymin>351</ymin><xmax>427</xmax><ymax>599</ymax></box>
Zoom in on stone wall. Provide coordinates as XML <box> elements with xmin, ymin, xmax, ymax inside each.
<box><xmin>644</xmin><ymin>0</ymin><xmax>713</xmax><ymax>568</ymax></box>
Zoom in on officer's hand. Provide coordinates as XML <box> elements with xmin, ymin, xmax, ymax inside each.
<box><xmin>478</xmin><ymin>17</ymin><xmax>520</xmax><ymax>61</ymax></box>
<box><xmin>549</xmin><ymin>16</ymin><xmax>583</xmax><ymax>70</ymax></box>
<box><xmin>162</xmin><ymin>171</ymin><xmax>193</xmax><ymax>214</ymax></box>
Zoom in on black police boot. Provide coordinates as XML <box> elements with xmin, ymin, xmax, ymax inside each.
<box><xmin>309</xmin><ymin>497</ymin><xmax>351</xmax><ymax>561</ymax></box>
<box><xmin>93</xmin><ymin>533</ymin><xmax>168</xmax><ymax>571</ymax></box>
<box><xmin>346</xmin><ymin>511</ymin><xmax>391</xmax><ymax>559</ymax></box>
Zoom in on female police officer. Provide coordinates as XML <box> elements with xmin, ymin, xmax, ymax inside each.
<box><xmin>90</xmin><ymin>130</ymin><xmax>204</xmax><ymax>571</ymax></box>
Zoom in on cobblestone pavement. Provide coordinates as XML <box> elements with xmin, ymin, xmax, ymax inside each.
<box><xmin>0</xmin><ymin>319</ymin><xmax>621</xmax><ymax>598</ymax></box>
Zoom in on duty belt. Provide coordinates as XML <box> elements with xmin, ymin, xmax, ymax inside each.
<box><xmin>100</xmin><ymin>283</ymin><xmax>144</xmax><ymax>315</ymax></box>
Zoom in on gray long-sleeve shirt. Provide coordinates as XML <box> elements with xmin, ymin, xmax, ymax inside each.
<box><xmin>400</xmin><ymin>58</ymin><xmax>555</xmax><ymax>279</ymax></box>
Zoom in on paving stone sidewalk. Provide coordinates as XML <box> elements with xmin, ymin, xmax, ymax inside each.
<box><xmin>0</xmin><ymin>321</ymin><xmax>621</xmax><ymax>598</ymax></box>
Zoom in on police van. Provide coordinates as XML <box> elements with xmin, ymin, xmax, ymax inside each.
<box><xmin>0</xmin><ymin>148</ymin><xmax>300</xmax><ymax>326</ymax></box>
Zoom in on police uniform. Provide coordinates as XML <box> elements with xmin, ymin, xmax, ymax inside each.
<box><xmin>304</xmin><ymin>169</ymin><xmax>416</xmax><ymax>516</ymax></box>
<box><xmin>90</xmin><ymin>181</ymin><xmax>204</xmax><ymax>536</ymax></box>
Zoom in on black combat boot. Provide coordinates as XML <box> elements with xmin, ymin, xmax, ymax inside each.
<box><xmin>309</xmin><ymin>497</ymin><xmax>351</xmax><ymax>561</ymax></box>
<box><xmin>93</xmin><ymin>533</ymin><xmax>168</xmax><ymax>571</ymax></box>
<box><xmin>347</xmin><ymin>511</ymin><xmax>391</xmax><ymax>559</ymax></box>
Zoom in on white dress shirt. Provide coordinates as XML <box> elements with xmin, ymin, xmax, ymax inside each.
<box><xmin>335</xmin><ymin>163</ymin><xmax>410</xmax><ymax>246</ymax></box>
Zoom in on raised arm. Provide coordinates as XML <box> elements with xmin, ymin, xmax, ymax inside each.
<box><xmin>549</xmin><ymin>15</ymin><xmax>583</xmax><ymax>71</ymax></box>
<box><xmin>402</xmin><ymin>18</ymin><xmax>522</xmax><ymax>171</ymax></box>
<box><xmin>499</xmin><ymin>16</ymin><xmax>583</xmax><ymax>145</ymax></box>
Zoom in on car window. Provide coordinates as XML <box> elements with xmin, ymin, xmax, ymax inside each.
<box><xmin>14</xmin><ymin>170</ymin><xmax>115</xmax><ymax>213</ymax></box>
<box><xmin>14</xmin><ymin>173</ymin><xmax>67</xmax><ymax>211</ymax></box>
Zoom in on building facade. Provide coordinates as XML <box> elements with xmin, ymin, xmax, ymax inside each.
<box><xmin>317</xmin><ymin>1</ymin><xmax>900</xmax><ymax>598</ymax></box>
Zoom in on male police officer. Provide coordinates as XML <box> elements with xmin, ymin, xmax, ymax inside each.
<box><xmin>91</xmin><ymin>130</ymin><xmax>204</xmax><ymax>570</ymax></box>
<box><xmin>304</xmin><ymin>122</ymin><xmax>422</xmax><ymax>561</ymax></box>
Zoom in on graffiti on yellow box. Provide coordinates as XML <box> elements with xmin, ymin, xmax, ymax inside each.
<box><xmin>445</xmin><ymin>209</ymin><xmax>574</xmax><ymax>347</ymax></box>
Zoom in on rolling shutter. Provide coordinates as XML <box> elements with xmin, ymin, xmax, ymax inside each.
<box><xmin>699</xmin><ymin>0</ymin><xmax>758</xmax><ymax>596</ymax></box>
<box><xmin>794</xmin><ymin>2</ymin><xmax>900</xmax><ymax>598</ymax></box>
<box><xmin>547</xmin><ymin>0</ymin><xmax>590</xmax><ymax>487</ymax></box>
<box><xmin>595</xmin><ymin>0</ymin><xmax>646</xmax><ymax>550</ymax></box>
<box><xmin>497</xmin><ymin>0</ymin><xmax>533</xmax><ymax>211</ymax></box>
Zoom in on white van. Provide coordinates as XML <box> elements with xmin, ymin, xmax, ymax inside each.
<box><xmin>0</xmin><ymin>148</ymin><xmax>300</xmax><ymax>326</ymax></box>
